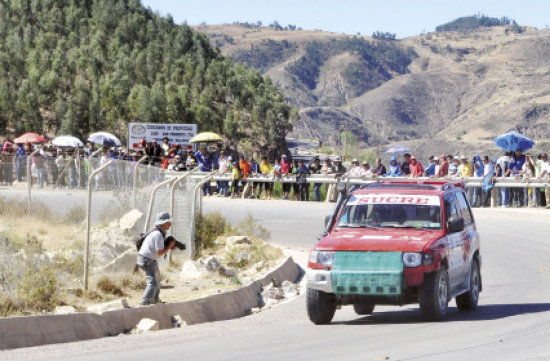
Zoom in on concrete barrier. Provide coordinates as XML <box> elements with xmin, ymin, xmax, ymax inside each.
<box><xmin>0</xmin><ymin>256</ymin><xmax>299</xmax><ymax>350</ymax></box>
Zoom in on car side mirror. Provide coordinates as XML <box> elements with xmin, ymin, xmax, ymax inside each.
<box><xmin>447</xmin><ymin>216</ymin><xmax>464</xmax><ymax>233</ymax></box>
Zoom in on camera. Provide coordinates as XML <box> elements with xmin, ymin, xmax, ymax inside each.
<box><xmin>165</xmin><ymin>236</ymin><xmax>186</xmax><ymax>251</ymax></box>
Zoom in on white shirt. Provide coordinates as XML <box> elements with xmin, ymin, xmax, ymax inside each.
<box><xmin>218</xmin><ymin>157</ymin><xmax>229</xmax><ymax>174</ymax></box>
<box><xmin>483</xmin><ymin>163</ymin><xmax>493</xmax><ymax>177</ymax></box>
<box><xmin>138</xmin><ymin>229</ymin><xmax>165</xmax><ymax>261</ymax></box>
<box><xmin>348</xmin><ymin>165</ymin><xmax>362</xmax><ymax>177</ymax></box>
<box><xmin>541</xmin><ymin>161</ymin><xmax>550</xmax><ymax>175</ymax></box>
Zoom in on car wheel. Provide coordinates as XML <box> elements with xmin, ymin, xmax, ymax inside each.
<box><xmin>419</xmin><ymin>265</ymin><xmax>449</xmax><ymax>321</ymax></box>
<box><xmin>306</xmin><ymin>288</ymin><xmax>337</xmax><ymax>324</ymax></box>
<box><xmin>456</xmin><ymin>260</ymin><xmax>481</xmax><ymax>311</ymax></box>
<box><xmin>353</xmin><ymin>302</ymin><xmax>375</xmax><ymax>315</ymax></box>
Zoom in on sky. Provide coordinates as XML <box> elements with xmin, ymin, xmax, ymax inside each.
<box><xmin>140</xmin><ymin>0</ymin><xmax>550</xmax><ymax>38</ymax></box>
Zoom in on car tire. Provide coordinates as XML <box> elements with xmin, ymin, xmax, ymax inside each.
<box><xmin>353</xmin><ymin>302</ymin><xmax>375</xmax><ymax>315</ymax></box>
<box><xmin>306</xmin><ymin>288</ymin><xmax>337</xmax><ymax>324</ymax></box>
<box><xmin>419</xmin><ymin>265</ymin><xmax>449</xmax><ymax>321</ymax></box>
<box><xmin>456</xmin><ymin>260</ymin><xmax>481</xmax><ymax>311</ymax></box>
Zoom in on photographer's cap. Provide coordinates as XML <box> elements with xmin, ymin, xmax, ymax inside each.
<box><xmin>154</xmin><ymin>212</ymin><xmax>173</xmax><ymax>226</ymax></box>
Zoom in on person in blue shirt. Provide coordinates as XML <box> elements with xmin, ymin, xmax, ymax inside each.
<box><xmin>505</xmin><ymin>150</ymin><xmax>526</xmax><ymax>207</ymax></box>
<box><xmin>384</xmin><ymin>156</ymin><xmax>403</xmax><ymax>177</ymax></box>
<box><xmin>195</xmin><ymin>146</ymin><xmax>213</xmax><ymax>195</ymax></box>
<box><xmin>471</xmin><ymin>155</ymin><xmax>484</xmax><ymax>207</ymax></box>
<box><xmin>424</xmin><ymin>156</ymin><xmax>436</xmax><ymax>177</ymax></box>
<box><xmin>249</xmin><ymin>158</ymin><xmax>261</xmax><ymax>199</ymax></box>
<box><xmin>16</xmin><ymin>144</ymin><xmax>27</xmax><ymax>182</ymax></box>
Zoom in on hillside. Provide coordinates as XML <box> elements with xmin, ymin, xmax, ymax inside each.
<box><xmin>0</xmin><ymin>1</ymin><xmax>296</xmax><ymax>157</ymax></box>
<box><xmin>197</xmin><ymin>23</ymin><xmax>550</xmax><ymax>157</ymax></box>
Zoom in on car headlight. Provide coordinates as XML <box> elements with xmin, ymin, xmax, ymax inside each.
<box><xmin>403</xmin><ymin>252</ymin><xmax>422</xmax><ymax>267</ymax></box>
<box><xmin>309</xmin><ymin>251</ymin><xmax>335</xmax><ymax>267</ymax></box>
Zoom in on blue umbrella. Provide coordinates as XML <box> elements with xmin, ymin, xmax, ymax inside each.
<box><xmin>88</xmin><ymin>132</ymin><xmax>122</xmax><ymax>147</ymax></box>
<box><xmin>385</xmin><ymin>145</ymin><xmax>411</xmax><ymax>154</ymax></box>
<box><xmin>493</xmin><ymin>131</ymin><xmax>534</xmax><ymax>151</ymax></box>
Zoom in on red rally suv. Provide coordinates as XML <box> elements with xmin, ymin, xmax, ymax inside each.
<box><xmin>306</xmin><ymin>180</ymin><xmax>482</xmax><ymax>324</ymax></box>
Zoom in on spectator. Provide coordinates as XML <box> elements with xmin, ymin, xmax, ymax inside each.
<box><xmin>371</xmin><ymin>158</ymin><xmax>386</xmax><ymax>177</ymax></box>
<box><xmin>259</xmin><ymin>156</ymin><xmax>273</xmax><ymax>200</ymax></box>
<box><xmin>537</xmin><ymin>154</ymin><xmax>547</xmax><ymax>207</ymax></box>
<box><xmin>537</xmin><ymin>155</ymin><xmax>550</xmax><ymax>208</ymax></box>
<box><xmin>322</xmin><ymin>158</ymin><xmax>336</xmax><ymax>202</ymax></box>
<box><xmin>1</xmin><ymin>142</ymin><xmax>14</xmax><ymax>186</ymax></box>
<box><xmin>401</xmin><ymin>153</ymin><xmax>411</xmax><ymax>175</ymax></box>
<box><xmin>297</xmin><ymin>159</ymin><xmax>310</xmax><ymax>201</ymax></box>
<box><xmin>409</xmin><ymin>155</ymin><xmax>423</xmax><ymax>178</ymax></box>
<box><xmin>195</xmin><ymin>146</ymin><xmax>213</xmax><ymax>196</ymax></box>
<box><xmin>185</xmin><ymin>149</ymin><xmax>197</xmax><ymax>168</ymax></box>
<box><xmin>471</xmin><ymin>155</ymin><xmax>484</xmax><ymax>207</ymax></box>
<box><xmin>448</xmin><ymin>156</ymin><xmax>459</xmax><ymax>177</ymax></box>
<box><xmin>436</xmin><ymin>154</ymin><xmax>449</xmax><ymax>178</ymax></box>
<box><xmin>506</xmin><ymin>150</ymin><xmax>525</xmax><ymax>207</ymax></box>
<box><xmin>523</xmin><ymin>153</ymin><xmax>537</xmax><ymax>207</ymax></box>
<box><xmin>290</xmin><ymin>160</ymin><xmax>300</xmax><ymax>201</ymax></box>
<box><xmin>280</xmin><ymin>155</ymin><xmax>291</xmax><ymax>200</ymax></box>
<box><xmin>385</xmin><ymin>156</ymin><xmax>402</xmax><ymax>177</ymax></box>
<box><xmin>308</xmin><ymin>157</ymin><xmax>323</xmax><ymax>202</ymax></box>
<box><xmin>34</xmin><ymin>147</ymin><xmax>47</xmax><ymax>188</ymax></box>
<box><xmin>15</xmin><ymin>143</ymin><xmax>26</xmax><ymax>182</ymax></box>
<box><xmin>217</xmin><ymin>151</ymin><xmax>229</xmax><ymax>196</ymax></box>
<box><xmin>249</xmin><ymin>158</ymin><xmax>260</xmax><ymax>199</ymax></box>
<box><xmin>481</xmin><ymin>156</ymin><xmax>493</xmax><ymax>207</ymax></box>
<box><xmin>494</xmin><ymin>163</ymin><xmax>509</xmax><ymax>207</ymax></box>
<box><xmin>239</xmin><ymin>155</ymin><xmax>251</xmax><ymax>198</ymax></box>
<box><xmin>230</xmin><ymin>159</ymin><xmax>240</xmax><ymax>198</ymax></box>
<box><xmin>458</xmin><ymin>155</ymin><xmax>473</xmax><ymax>202</ymax></box>
<box><xmin>432</xmin><ymin>156</ymin><xmax>440</xmax><ymax>177</ymax></box>
<box><xmin>347</xmin><ymin>159</ymin><xmax>362</xmax><ymax>177</ymax></box>
<box><xmin>56</xmin><ymin>149</ymin><xmax>68</xmax><ymax>187</ymax></box>
<box><xmin>360</xmin><ymin>161</ymin><xmax>373</xmax><ymax>178</ymax></box>
<box><xmin>424</xmin><ymin>155</ymin><xmax>436</xmax><ymax>177</ymax></box>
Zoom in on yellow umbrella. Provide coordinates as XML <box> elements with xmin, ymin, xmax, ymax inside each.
<box><xmin>189</xmin><ymin>131</ymin><xmax>223</xmax><ymax>143</ymax></box>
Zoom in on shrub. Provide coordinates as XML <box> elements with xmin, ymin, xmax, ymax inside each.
<box><xmin>17</xmin><ymin>265</ymin><xmax>59</xmax><ymax>312</ymax></box>
<box><xmin>96</xmin><ymin>276</ymin><xmax>124</xmax><ymax>296</ymax></box>
<box><xmin>195</xmin><ymin>211</ymin><xmax>228</xmax><ymax>253</ymax></box>
<box><xmin>64</xmin><ymin>206</ymin><xmax>86</xmax><ymax>225</ymax></box>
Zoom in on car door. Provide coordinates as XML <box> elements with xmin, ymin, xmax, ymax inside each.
<box><xmin>443</xmin><ymin>192</ymin><xmax>465</xmax><ymax>289</ymax></box>
<box><xmin>455</xmin><ymin>191</ymin><xmax>478</xmax><ymax>281</ymax></box>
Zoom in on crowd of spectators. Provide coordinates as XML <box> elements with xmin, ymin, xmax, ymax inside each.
<box><xmin>1</xmin><ymin>136</ymin><xmax>549</xmax><ymax>208</ymax></box>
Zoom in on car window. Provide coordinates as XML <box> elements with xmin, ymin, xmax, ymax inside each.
<box><xmin>455</xmin><ymin>191</ymin><xmax>474</xmax><ymax>225</ymax></box>
<box><xmin>443</xmin><ymin>193</ymin><xmax>459</xmax><ymax>220</ymax></box>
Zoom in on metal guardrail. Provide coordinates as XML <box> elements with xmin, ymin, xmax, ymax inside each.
<box><xmin>161</xmin><ymin>171</ymin><xmax>550</xmax><ymax>188</ymax></box>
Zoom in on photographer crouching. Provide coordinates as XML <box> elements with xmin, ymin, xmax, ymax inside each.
<box><xmin>136</xmin><ymin>212</ymin><xmax>185</xmax><ymax>306</ymax></box>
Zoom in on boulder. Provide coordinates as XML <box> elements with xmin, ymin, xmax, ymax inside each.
<box><xmin>135</xmin><ymin>318</ymin><xmax>159</xmax><ymax>333</ymax></box>
<box><xmin>232</xmin><ymin>250</ymin><xmax>251</xmax><ymax>266</ymax></box>
<box><xmin>99</xmin><ymin>249</ymin><xmax>136</xmax><ymax>274</ymax></box>
<box><xmin>171</xmin><ymin>315</ymin><xmax>185</xmax><ymax>328</ymax></box>
<box><xmin>217</xmin><ymin>266</ymin><xmax>236</xmax><ymax>278</ymax></box>
<box><xmin>87</xmin><ymin>298</ymin><xmax>129</xmax><ymax>314</ymax></box>
<box><xmin>204</xmin><ymin>256</ymin><xmax>221</xmax><ymax>272</ymax></box>
<box><xmin>119</xmin><ymin>209</ymin><xmax>144</xmax><ymax>235</ymax></box>
<box><xmin>181</xmin><ymin>261</ymin><xmax>204</xmax><ymax>280</ymax></box>
<box><xmin>282</xmin><ymin>280</ymin><xmax>299</xmax><ymax>298</ymax></box>
<box><xmin>54</xmin><ymin>306</ymin><xmax>77</xmax><ymax>315</ymax></box>
<box><xmin>225</xmin><ymin>236</ymin><xmax>252</xmax><ymax>252</ymax></box>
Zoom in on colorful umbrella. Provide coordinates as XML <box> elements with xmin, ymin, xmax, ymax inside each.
<box><xmin>88</xmin><ymin>132</ymin><xmax>121</xmax><ymax>147</ymax></box>
<box><xmin>14</xmin><ymin>133</ymin><xmax>47</xmax><ymax>144</ymax></box>
<box><xmin>52</xmin><ymin>135</ymin><xmax>84</xmax><ymax>148</ymax></box>
<box><xmin>493</xmin><ymin>131</ymin><xmax>534</xmax><ymax>151</ymax></box>
<box><xmin>189</xmin><ymin>131</ymin><xmax>222</xmax><ymax>143</ymax></box>
<box><xmin>385</xmin><ymin>145</ymin><xmax>411</xmax><ymax>154</ymax></box>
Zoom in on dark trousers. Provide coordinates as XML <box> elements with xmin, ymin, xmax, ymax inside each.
<box><xmin>482</xmin><ymin>191</ymin><xmax>491</xmax><ymax>207</ymax></box>
<box><xmin>511</xmin><ymin>188</ymin><xmax>524</xmax><ymax>206</ymax></box>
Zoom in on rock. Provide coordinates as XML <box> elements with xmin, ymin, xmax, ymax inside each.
<box><xmin>99</xmin><ymin>249</ymin><xmax>136</xmax><ymax>274</ymax></box>
<box><xmin>232</xmin><ymin>250</ymin><xmax>251</xmax><ymax>266</ymax></box>
<box><xmin>181</xmin><ymin>261</ymin><xmax>204</xmax><ymax>280</ymax></box>
<box><xmin>205</xmin><ymin>256</ymin><xmax>221</xmax><ymax>272</ymax></box>
<box><xmin>54</xmin><ymin>306</ymin><xmax>77</xmax><ymax>314</ymax></box>
<box><xmin>218</xmin><ymin>266</ymin><xmax>236</xmax><ymax>278</ymax></box>
<box><xmin>87</xmin><ymin>299</ymin><xmax>129</xmax><ymax>314</ymax></box>
<box><xmin>282</xmin><ymin>280</ymin><xmax>299</xmax><ymax>298</ymax></box>
<box><xmin>225</xmin><ymin>236</ymin><xmax>252</xmax><ymax>252</ymax></box>
<box><xmin>253</xmin><ymin>261</ymin><xmax>268</xmax><ymax>272</ymax></box>
<box><xmin>135</xmin><ymin>318</ymin><xmax>159</xmax><ymax>333</ymax></box>
<box><xmin>262</xmin><ymin>282</ymin><xmax>284</xmax><ymax>300</ymax></box>
<box><xmin>171</xmin><ymin>315</ymin><xmax>185</xmax><ymax>328</ymax></box>
<box><xmin>119</xmin><ymin>209</ymin><xmax>144</xmax><ymax>235</ymax></box>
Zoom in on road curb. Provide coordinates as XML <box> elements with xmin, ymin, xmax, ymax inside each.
<box><xmin>0</xmin><ymin>256</ymin><xmax>300</xmax><ymax>350</ymax></box>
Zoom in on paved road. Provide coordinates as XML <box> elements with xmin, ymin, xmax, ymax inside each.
<box><xmin>3</xmin><ymin>200</ymin><xmax>550</xmax><ymax>361</ymax></box>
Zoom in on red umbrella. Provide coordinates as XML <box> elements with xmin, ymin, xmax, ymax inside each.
<box><xmin>14</xmin><ymin>132</ymin><xmax>47</xmax><ymax>144</ymax></box>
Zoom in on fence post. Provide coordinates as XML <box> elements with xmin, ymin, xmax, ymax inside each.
<box><xmin>189</xmin><ymin>173</ymin><xmax>215</xmax><ymax>259</ymax></box>
<box><xmin>27</xmin><ymin>149</ymin><xmax>40</xmax><ymax>216</ymax></box>
<box><xmin>84</xmin><ymin>159</ymin><xmax>113</xmax><ymax>290</ymax></box>
<box><xmin>143</xmin><ymin>176</ymin><xmax>177</xmax><ymax>233</ymax></box>
<box><xmin>132</xmin><ymin>155</ymin><xmax>149</xmax><ymax>208</ymax></box>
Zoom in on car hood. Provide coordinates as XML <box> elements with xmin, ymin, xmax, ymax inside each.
<box><xmin>315</xmin><ymin>228</ymin><xmax>445</xmax><ymax>253</ymax></box>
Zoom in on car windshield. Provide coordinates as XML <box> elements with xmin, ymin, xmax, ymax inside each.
<box><xmin>336</xmin><ymin>194</ymin><xmax>442</xmax><ymax>230</ymax></box>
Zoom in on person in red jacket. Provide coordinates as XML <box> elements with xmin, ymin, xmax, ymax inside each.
<box><xmin>409</xmin><ymin>155</ymin><xmax>423</xmax><ymax>178</ymax></box>
<box><xmin>436</xmin><ymin>154</ymin><xmax>449</xmax><ymax>178</ymax></box>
